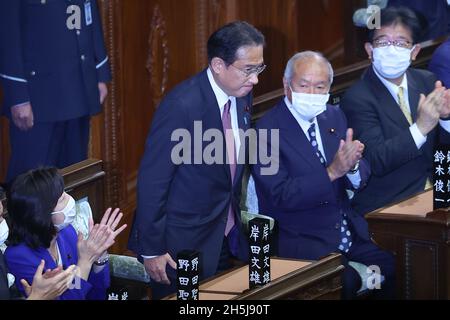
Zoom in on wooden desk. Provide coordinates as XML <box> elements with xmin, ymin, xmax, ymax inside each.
<box><xmin>166</xmin><ymin>253</ymin><xmax>343</xmax><ymax>300</ymax></box>
<box><xmin>366</xmin><ymin>190</ymin><xmax>450</xmax><ymax>299</ymax></box>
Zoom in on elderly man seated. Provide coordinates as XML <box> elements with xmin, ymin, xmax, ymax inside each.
<box><xmin>251</xmin><ymin>51</ymin><xmax>395</xmax><ymax>299</ymax></box>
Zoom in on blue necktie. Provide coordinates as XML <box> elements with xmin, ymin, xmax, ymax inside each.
<box><xmin>307</xmin><ymin>123</ymin><xmax>352</xmax><ymax>253</ymax></box>
<box><xmin>307</xmin><ymin>123</ymin><xmax>326</xmax><ymax>166</ymax></box>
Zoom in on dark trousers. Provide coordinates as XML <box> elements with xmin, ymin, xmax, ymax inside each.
<box><xmin>7</xmin><ymin>116</ymin><xmax>90</xmax><ymax>182</ymax></box>
<box><xmin>151</xmin><ymin>237</ymin><xmax>233</xmax><ymax>300</ymax></box>
<box><xmin>342</xmin><ymin>234</ymin><xmax>396</xmax><ymax>299</ymax></box>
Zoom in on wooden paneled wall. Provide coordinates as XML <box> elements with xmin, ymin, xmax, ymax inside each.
<box><xmin>1</xmin><ymin>0</ymin><xmax>361</xmax><ymax>253</ymax></box>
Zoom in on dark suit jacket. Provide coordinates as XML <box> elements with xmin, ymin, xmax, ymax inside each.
<box><xmin>0</xmin><ymin>0</ymin><xmax>111</xmax><ymax>122</ymax></box>
<box><xmin>388</xmin><ymin>0</ymin><xmax>449</xmax><ymax>41</ymax></box>
<box><xmin>5</xmin><ymin>225</ymin><xmax>110</xmax><ymax>300</ymax></box>
<box><xmin>429</xmin><ymin>38</ymin><xmax>450</xmax><ymax>88</ymax></box>
<box><xmin>252</xmin><ymin>100</ymin><xmax>371</xmax><ymax>260</ymax></box>
<box><xmin>0</xmin><ymin>251</ymin><xmax>9</xmax><ymax>300</ymax></box>
<box><xmin>128</xmin><ymin>69</ymin><xmax>252</xmax><ymax>281</ymax></box>
<box><xmin>341</xmin><ymin>67</ymin><xmax>450</xmax><ymax>215</ymax></box>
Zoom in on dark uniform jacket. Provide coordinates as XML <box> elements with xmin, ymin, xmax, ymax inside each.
<box><xmin>0</xmin><ymin>0</ymin><xmax>111</xmax><ymax>122</ymax></box>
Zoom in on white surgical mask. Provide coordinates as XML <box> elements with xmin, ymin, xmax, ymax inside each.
<box><xmin>51</xmin><ymin>195</ymin><xmax>76</xmax><ymax>231</ymax></box>
<box><xmin>290</xmin><ymin>88</ymin><xmax>329</xmax><ymax>121</ymax></box>
<box><xmin>0</xmin><ymin>219</ymin><xmax>9</xmax><ymax>246</ymax></box>
<box><xmin>372</xmin><ymin>45</ymin><xmax>414</xmax><ymax>79</ymax></box>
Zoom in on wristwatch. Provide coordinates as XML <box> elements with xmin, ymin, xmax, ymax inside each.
<box><xmin>348</xmin><ymin>160</ymin><xmax>360</xmax><ymax>174</ymax></box>
<box><xmin>94</xmin><ymin>253</ymin><xmax>109</xmax><ymax>266</ymax></box>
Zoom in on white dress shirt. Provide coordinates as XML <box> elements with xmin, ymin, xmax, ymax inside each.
<box><xmin>207</xmin><ymin>68</ymin><xmax>241</xmax><ymax>157</ymax></box>
<box><xmin>284</xmin><ymin>97</ymin><xmax>361</xmax><ymax>188</ymax></box>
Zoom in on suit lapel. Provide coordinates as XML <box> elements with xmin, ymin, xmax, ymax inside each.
<box><xmin>406</xmin><ymin>69</ymin><xmax>421</xmax><ymax>122</ymax></box>
<box><xmin>317</xmin><ymin>110</ymin><xmax>340</xmax><ymax>164</ymax></box>
<box><xmin>57</xmin><ymin>234</ymin><xmax>71</xmax><ymax>268</ymax></box>
<box><xmin>365</xmin><ymin>67</ymin><xmax>412</xmax><ymax>128</ymax></box>
<box><xmin>277</xmin><ymin>101</ymin><xmax>323</xmax><ymax>169</ymax></box>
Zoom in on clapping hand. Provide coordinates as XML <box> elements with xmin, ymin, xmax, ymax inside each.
<box><xmin>327</xmin><ymin>128</ymin><xmax>364</xmax><ymax>182</ymax></box>
<box><xmin>99</xmin><ymin>207</ymin><xmax>127</xmax><ymax>238</ymax></box>
<box><xmin>21</xmin><ymin>260</ymin><xmax>77</xmax><ymax>300</ymax></box>
<box><xmin>416</xmin><ymin>81</ymin><xmax>449</xmax><ymax>135</ymax></box>
<box><xmin>76</xmin><ymin>209</ymin><xmax>127</xmax><ymax>279</ymax></box>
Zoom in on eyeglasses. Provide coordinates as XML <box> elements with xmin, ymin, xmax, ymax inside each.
<box><xmin>373</xmin><ymin>39</ymin><xmax>413</xmax><ymax>49</ymax></box>
<box><xmin>229</xmin><ymin>63</ymin><xmax>267</xmax><ymax>77</ymax></box>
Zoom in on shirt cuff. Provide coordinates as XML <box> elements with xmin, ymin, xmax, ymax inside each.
<box><xmin>12</xmin><ymin>101</ymin><xmax>30</xmax><ymax>108</ymax></box>
<box><xmin>346</xmin><ymin>170</ymin><xmax>362</xmax><ymax>189</ymax></box>
<box><xmin>142</xmin><ymin>255</ymin><xmax>157</xmax><ymax>259</ymax></box>
<box><xmin>410</xmin><ymin>123</ymin><xmax>427</xmax><ymax>149</ymax></box>
<box><xmin>439</xmin><ymin>119</ymin><xmax>450</xmax><ymax>133</ymax></box>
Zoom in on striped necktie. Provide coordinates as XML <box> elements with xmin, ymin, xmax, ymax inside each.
<box><xmin>397</xmin><ymin>87</ymin><xmax>413</xmax><ymax>125</ymax></box>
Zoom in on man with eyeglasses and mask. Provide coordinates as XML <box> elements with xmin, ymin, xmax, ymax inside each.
<box><xmin>252</xmin><ymin>51</ymin><xmax>395</xmax><ymax>299</ymax></box>
<box><xmin>341</xmin><ymin>6</ymin><xmax>450</xmax><ymax>217</ymax></box>
<box><xmin>128</xmin><ymin>21</ymin><xmax>265</xmax><ymax>299</ymax></box>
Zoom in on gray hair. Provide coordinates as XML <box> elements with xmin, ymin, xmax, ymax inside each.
<box><xmin>283</xmin><ymin>51</ymin><xmax>334</xmax><ymax>86</ymax></box>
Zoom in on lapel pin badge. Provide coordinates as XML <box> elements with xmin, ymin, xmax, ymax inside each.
<box><xmin>329</xmin><ymin>128</ymin><xmax>335</xmax><ymax>134</ymax></box>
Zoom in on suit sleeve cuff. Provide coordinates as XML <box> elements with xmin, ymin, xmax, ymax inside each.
<box><xmin>0</xmin><ymin>79</ymin><xmax>30</xmax><ymax>109</ymax></box>
<box><xmin>96</xmin><ymin>56</ymin><xmax>112</xmax><ymax>83</ymax></box>
<box><xmin>410</xmin><ymin>123</ymin><xmax>427</xmax><ymax>149</ymax></box>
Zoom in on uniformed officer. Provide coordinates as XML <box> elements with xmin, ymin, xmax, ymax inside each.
<box><xmin>0</xmin><ymin>0</ymin><xmax>111</xmax><ymax>181</ymax></box>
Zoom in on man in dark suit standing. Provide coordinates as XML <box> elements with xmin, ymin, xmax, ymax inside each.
<box><xmin>252</xmin><ymin>51</ymin><xmax>395</xmax><ymax>299</ymax></box>
<box><xmin>128</xmin><ymin>21</ymin><xmax>265</xmax><ymax>299</ymax></box>
<box><xmin>388</xmin><ymin>0</ymin><xmax>449</xmax><ymax>41</ymax></box>
<box><xmin>0</xmin><ymin>0</ymin><xmax>111</xmax><ymax>181</ymax></box>
<box><xmin>341</xmin><ymin>6</ymin><xmax>450</xmax><ymax>216</ymax></box>
<box><xmin>429</xmin><ymin>37</ymin><xmax>450</xmax><ymax>88</ymax></box>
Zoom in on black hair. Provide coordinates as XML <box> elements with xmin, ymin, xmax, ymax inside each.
<box><xmin>7</xmin><ymin>168</ymin><xmax>64</xmax><ymax>249</ymax></box>
<box><xmin>368</xmin><ymin>6</ymin><xmax>424</xmax><ymax>44</ymax></box>
<box><xmin>207</xmin><ymin>21</ymin><xmax>265</xmax><ymax>66</ymax></box>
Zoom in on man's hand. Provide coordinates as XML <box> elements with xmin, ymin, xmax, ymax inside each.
<box><xmin>21</xmin><ymin>260</ymin><xmax>77</xmax><ymax>300</ymax></box>
<box><xmin>416</xmin><ymin>81</ymin><xmax>447</xmax><ymax>135</ymax></box>
<box><xmin>98</xmin><ymin>82</ymin><xmax>108</xmax><ymax>104</ymax></box>
<box><xmin>143</xmin><ymin>253</ymin><xmax>177</xmax><ymax>285</ymax></box>
<box><xmin>439</xmin><ymin>85</ymin><xmax>450</xmax><ymax>119</ymax></box>
<box><xmin>327</xmin><ymin>128</ymin><xmax>364</xmax><ymax>182</ymax></box>
<box><xmin>11</xmin><ymin>102</ymin><xmax>34</xmax><ymax>131</ymax></box>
